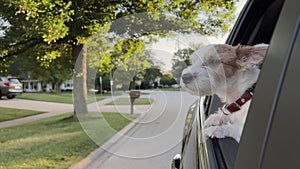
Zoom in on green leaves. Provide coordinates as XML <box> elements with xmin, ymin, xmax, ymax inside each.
<box><xmin>1</xmin><ymin>0</ymin><xmax>238</xmax><ymax>80</ymax></box>
<box><xmin>37</xmin><ymin>50</ymin><xmax>61</xmax><ymax>67</ymax></box>
<box><xmin>1</xmin><ymin>0</ymin><xmax>237</xmax><ymax>59</ymax></box>
<box><xmin>88</xmin><ymin>35</ymin><xmax>150</xmax><ymax>73</ymax></box>
<box><xmin>13</xmin><ymin>0</ymin><xmax>74</xmax><ymax>43</ymax></box>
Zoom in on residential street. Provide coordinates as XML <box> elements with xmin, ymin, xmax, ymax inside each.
<box><xmin>72</xmin><ymin>91</ymin><xmax>198</xmax><ymax>169</ymax></box>
<box><xmin>0</xmin><ymin>91</ymin><xmax>198</xmax><ymax>169</ymax></box>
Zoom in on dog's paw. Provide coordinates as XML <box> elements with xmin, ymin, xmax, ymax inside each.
<box><xmin>204</xmin><ymin>113</ymin><xmax>226</xmax><ymax>128</ymax></box>
<box><xmin>203</xmin><ymin>126</ymin><xmax>227</xmax><ymax>139</ymax></box>
<box><xmin>203</xmin><ymin>124</ymin><xmax>242</xmax><ymax>142</ymax></box>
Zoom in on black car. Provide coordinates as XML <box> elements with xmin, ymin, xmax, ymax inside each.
<box><xmin>172</xmin><ymin>0</ymin><xmax>300</xmax><ymax>169</ymax></box>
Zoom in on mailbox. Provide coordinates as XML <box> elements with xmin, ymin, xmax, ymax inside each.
<box><xmin>129</xmin><ymin>90</ymin><xmax>140</xmax><ymax>114</ymax></box>
<box><xmin>129</xmin><ymin>90</ymin><xmax>140</xmax><ymax>101</ymax></box>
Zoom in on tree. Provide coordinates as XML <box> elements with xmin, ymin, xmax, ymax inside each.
<box><xmin>0</xmin><ymin>0</ymin><xmax>237</xmax><ymax>116</ymax></box>
<box><xmin>160</xmin><ymin>73</ymin><xmax>177</xmax><ymax>87</ymax></box>
<box><xmin>171</xmin><ymin>47</ymin><xmax>195</xmax><ymax>81</ymax></box>
<box><xmin>113</xmin><ymin>50</ymin><xmax>153</xmax><ymax>90</ymax></box>
<box><xmin>137</xmin><ymin>68</ymin><xmax>163</xmax><ymax>89</ymax></box>
<box><xmin>86</xmin><ymin>25</ymin><xmax>154</xmax><ymax>92</ymax></box>
<box><xmin>7</xmin><ymin>44</ymin><xmax>73</xmax><ymax>93</ymax></box>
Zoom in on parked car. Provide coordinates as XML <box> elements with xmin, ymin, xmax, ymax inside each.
<box><xmin>172</xmin><ymin>0</ymin><xmax>300</xmax><ymax>169</ymax></box>
<box><xmin>0</xmin><ymin>76</ymin><xmax>23</xmax><ymax>99</ymax></box>
<box><xmin>0</xmin><ymin>76</ymin><xmax>10</xmax><ymax>99</ymax></box>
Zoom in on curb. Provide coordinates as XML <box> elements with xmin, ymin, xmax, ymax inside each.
<box><xmin>69</xmin><ymin>101</ymin><xmax>151</xmax><ymax>169</ymax></box>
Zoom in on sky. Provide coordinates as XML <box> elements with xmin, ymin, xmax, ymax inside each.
<box><xmin>0</xmin><ymin>19</ymin><xmax>7</xmax><ymax>36</ymax></box>
<box><xmin>149</xmin><ymin>33</ymin><xmax>226</xmax><ymax>71</ymax></box>
<box><xmin>149</xmin><ymin>0</ymin><xmax>247</xmax><ymax>72</ymax></box>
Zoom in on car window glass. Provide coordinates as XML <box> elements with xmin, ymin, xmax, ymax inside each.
<box><xmin>9</xmin><ymin>79</ymin><xmax>20</xmax><ymax>84</ymax></box>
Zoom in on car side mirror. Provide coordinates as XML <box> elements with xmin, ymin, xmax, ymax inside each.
<box><xmin>171</xmin><ymin>154</ymin><xmax>181</xmax><ymax>169</ymax></box>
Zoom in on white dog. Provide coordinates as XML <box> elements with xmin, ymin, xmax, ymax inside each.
<box><xmin>180</xmin><ymin>44</ymin><xmax>268</xmax><ymax>142</ymax></box>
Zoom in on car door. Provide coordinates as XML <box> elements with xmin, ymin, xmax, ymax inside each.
<box><xmin>234</xmin><ymin>0</ymin><xmax>300</xmax><ymax>168</ymax></box>
<box><xmin>204</xmin><ymin>0</ymin><xmax>286</xmax><ymax>168</ymax></box>
<box><xmin>174</xmin><ymin>0</ymin><xmax>298</xmax><ymax>169</ymax></box>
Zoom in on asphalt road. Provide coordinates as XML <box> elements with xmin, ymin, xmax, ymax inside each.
<box><xmin>73</xmin><ymin>91</ymin><xmax>198</xmax><ymax>169</ymax></box>
<box><xmin>0</xmin><ymin>91</ymin><xmax>198</xmax><ymax>169</ymax></box>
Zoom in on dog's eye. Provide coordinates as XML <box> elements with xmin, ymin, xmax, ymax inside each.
<box><xmin>209</xmin><ymin>60</ymin><xmax>222</xmax><ymax>65</ymax></box>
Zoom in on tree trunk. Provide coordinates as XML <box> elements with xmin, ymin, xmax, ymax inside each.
<box><xmin>72</xmin><ymin>44</ymin><xmax>88</xmax><ymax>116</ymax></box>
<box><xmin>55</xmin><ymin>82</ymin><xmax>61</xmax><ymax>94</ymax></box>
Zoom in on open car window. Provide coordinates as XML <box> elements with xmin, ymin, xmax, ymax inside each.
<box><xmin>201</xmin><ymin>0</ymin><xmax>286</xmax><ymax>169</ymax></box>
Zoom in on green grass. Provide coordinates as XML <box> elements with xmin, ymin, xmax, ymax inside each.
<box><xmin>0</xmin><ymin>107</ymin><xmax>45</xmax><ymax>122</ymax></box>
<box><xmin>0</xmin><ymin>112</ymin><xmax>139</xmax><ymax>169</ymax></box>
<box><xmin>94</xmin><ymin>91</ymin><xmax>123</xmax><ymax>96</ymax></box>
<box><xmin>18</xmin><ymin>93</ymin><xmax>104</xmax><ymax>104</ymax></box>
<box><xmin>102</xmin><ymin>112</ymin><xmax>139</xmax><ymax>131</ymax></box>
<box><xmin>106</xmin><ymin>97</ymin><xmax>153</xmax><ymax>105</ymax></box>
<box><xmin>159</xmin><ymin>87</ymin><xmax>181</xmax><ymax>91</ymax></box>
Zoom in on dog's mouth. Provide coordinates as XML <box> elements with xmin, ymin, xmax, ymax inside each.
<box><xmin>181</xmin><ymin>83</ymin><xmax>208</xmax><ymax>96</ymax></box>
<box><xmin>180</xmin><ymin>74</ymin><xmax>211</xmax><ymax>96</ymax></box>
<box><xmin>180</xmin><ymin>81</ymin><xmax>198</xmax><ymax>95</ymax></box>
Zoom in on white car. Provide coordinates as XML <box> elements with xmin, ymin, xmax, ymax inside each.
<box><xmin>0</xmin><ymin>76</ymin><xmax>23</xmax><ymax>99</ymax></box>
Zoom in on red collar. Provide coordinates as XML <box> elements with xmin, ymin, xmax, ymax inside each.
<box><xmin>221</xmin><ymin>83</ymin><xmax>256</xmax><ymax>115</ymax></box>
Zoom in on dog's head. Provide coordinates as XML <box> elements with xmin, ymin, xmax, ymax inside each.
<box><xmin>180</xmin><ymin>44</ymin><xmax>268</xmax><ymax>97</ymax></box>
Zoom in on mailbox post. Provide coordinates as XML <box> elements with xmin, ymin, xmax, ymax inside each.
<box><xmin>129</xmin><ymin>90</ymin><xmax>140</xmax><ymax>114</ymax></box>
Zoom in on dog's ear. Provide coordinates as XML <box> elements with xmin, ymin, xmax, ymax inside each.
<box><xmin>236</xmin><ymin>44</ymin><xmax>269</xmax><ymax>69</ymax></box>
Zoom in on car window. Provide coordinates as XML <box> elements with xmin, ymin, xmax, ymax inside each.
<box><xmin>202</xmin><ymin>0</ymin><xmax>286</xmax><ymax>169</ymax></box>
<box><xmin>8</xmin><ymin>78</ymin><xmax>21</xmax><ymax>84</ymax></box>
<box><xmin>0</xmin><ymin>77</ymin><xmax>8</xmax><ymax>82</ymax></box>
<box><xmin>227</xmin><ymin>0</ymin><xmax>284</xmax><ymax>45</ymax></box>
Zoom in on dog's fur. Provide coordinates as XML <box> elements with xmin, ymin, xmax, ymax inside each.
<box><xmin>180</xmin><ymin>44</ymin><xmax>268</xmax><ymax>142</ymax></box>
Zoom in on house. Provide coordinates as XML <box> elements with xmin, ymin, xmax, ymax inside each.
<box><xmin>60</xmin><ymin>80</ymin><xmax>73</xmax><ymax>91</ymax></box>
<box><xmin>21</xmin><ymin>79</ymin><xmax>73</xmax><ymax>92</ymax></box>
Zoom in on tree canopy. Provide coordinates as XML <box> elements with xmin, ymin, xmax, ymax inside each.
<box><xmin>0</xmin><ymin>0</ymin><xmax>237</xmax><ymax>62</ymax></box>
<box><xmin>0</xmin><ymin>0</ymin><xmax>238</xmax><ymax>115</ymax></box>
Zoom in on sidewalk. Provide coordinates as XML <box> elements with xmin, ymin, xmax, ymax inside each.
<box><xmin>0</xmin><ymin>94</ymin><xmax>151</xmax><ymax>128</ymax></box>
<box><xmin>0</xmin><ymin>99</ymin><xmax>73</xmax><ymax>128</ymax></box>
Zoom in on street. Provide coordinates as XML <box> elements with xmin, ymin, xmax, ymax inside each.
<box><xmin>73</xmin><ymin>91</ymin><xmax>198</xmax><ymax>169</ymax></box>
<box><xmin>0</xmin><ymin>91</ymin><xmax>198</xmax><ymax>169</ymax></box>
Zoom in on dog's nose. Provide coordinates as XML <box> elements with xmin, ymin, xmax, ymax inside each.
<box><xmin>182</xmin><ymin>73</ymin><xmax>194</xmax><ymax>84</ymax></box>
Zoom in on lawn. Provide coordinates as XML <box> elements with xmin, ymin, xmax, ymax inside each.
<box><xmin>158</xmin><ymin>87</ymin><xmax>181</xmax><ymax>91</ymax></box>
<box><xmin>0</xmin><ymin>107</ymin><xmax>45</xmax><ymax>122</ymax></box>
<box><xmin>106</xmin><ymin>97</ymin><xmax>153</xmax><ymax>105</ymax></box>
<box><xmin>17</xmin><ymin>92</ymin><xmax>104</xmax><ymax>104</ymax></box>
<box><xmin>0</xmin><ymin>112</ymin><xmax>139</xmax><ymax>169</ymax></box>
